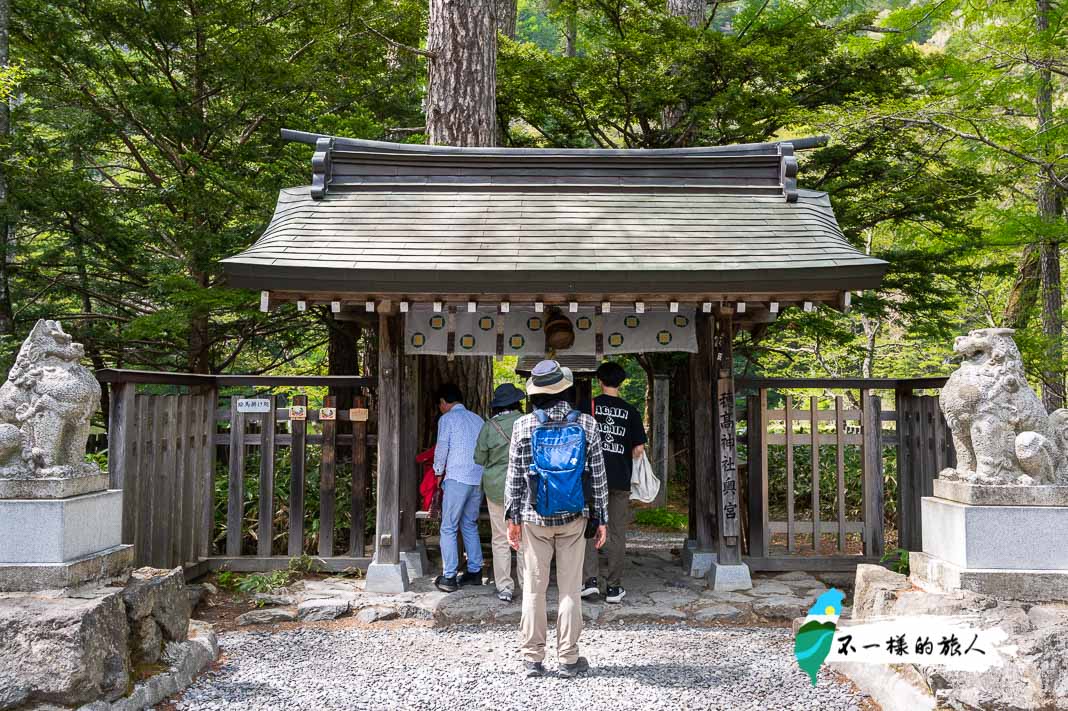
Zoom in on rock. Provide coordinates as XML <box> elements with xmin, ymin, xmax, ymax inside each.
<box><xmin>297</xmin><ymin>598</ymin><xmax>351</xmax><ymax>622</ymax></box>
<box><xmin>647</xmin><ymin>589</ymin><xmax>699</xmax><ymax>608</ymax></box>
<box><xmin>302</xmin><ymin>579</ymin><xmax>359</xmax><ymax>602</ymax></box>
<box><xmin>1027</xmin><ymin>604</ymin><xmax>1068</xmax><ymax>629</ymax></box>
<box><xmin>851</xmin><ymin>564</ymin><xmax>909</xmax><ymax>620</ymax></box>
<box><xmin>121</xmin><ymin>567</ymin><xmax>189</xmax><ymax>642</ymax></box>
<box><xmin>186</xmin><ymin>584</ymin><xmax>207</xmax><ymax>611</ymax></box>
<box><xmin>774</xmin><ymin>571</ymin><xmax>818</xmax><ymax>582</ymax></box>
<box><xmin>253</xmin><ymin>593</ymin><xmax>296</xmax><ymax>607</ymax></box>
<box><xmin>700</xmin><ymin>590</ymin><xmax>751</xmax><ymax>604</ymax></box>
<box><xmin>130</xmin><ymin>614</ymin><xmax>164</xmax><ymax>665</ymax></box>
<box><xmin>751</xmin><ymin>595</ymin><xmax>805</xmax><ymax>621</ymax></box>
<box><xmin>201</xmin><ymin>582</ymin><xmax>218</xmax><ymax>596</ymax></box>
<box><xmin>695</xmin><ymin>604</ymin><xmax>744</xmax><ymax>622</ymax></box>
<box><xmin>356</xmin><ymin>606</ymin><xmax>398</xmax><ymax>624</ymax></box>
<box><xmin>0</xmin><ymin>590</ymin><xmax>130</xmax><ymax>709</ymax></box>
<box><xmin>748</xmin><ymin>581</ymin><xmax>794</xmax><ymax>597</ymax></box>
<box><xmin>599</xmin><ymin>605</ymin><xmax>687</xmax><ymax>624</ymax></box>
<box><xmin>236</xmin><ymin>608</ymin><xmax>297</xmax><ymax>626</ymax></box>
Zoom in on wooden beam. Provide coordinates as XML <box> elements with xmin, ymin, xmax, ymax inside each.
<box><xmin>399</xmin><ymin>354</ymin><xmax>420</xmax><ymax>553</ymax></box>
<box><xmin>108</xmin><ymin>382</ymin><xmax>136</xmax><ymax>544</ymax></box>
<box><xmin>206</xmin><ymin>556</ymin><xmax>371</xmax><ymax>573</ymax></box>
<box><xmin>690</xmin><ymin>312</ymin><xmax>715</xmax><ymax>552</ymax></box>
<box><xmin>713</xmin><ymin>314</ymin><xmax>741</xmax><ymax>565</ymax></box>
<box><xmin>374</xmin><ymin>312</ymin><xmax>402</xmax><ymax>566</ymax></box>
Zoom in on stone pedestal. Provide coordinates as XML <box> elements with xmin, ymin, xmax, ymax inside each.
<box><xmin>364</xmin><ymin>560</ymin><xmax>410</xmax><ymax>593</ymax></box>
<box><xmin>706</xmin><ymin>560</ymin><xmax>752</xmax><ymax>591</ymax></box>
<box><xmin>682</xmin><ymin>540</ymin><xmax>717</xmax><ymax>578</ymax></box>
<box><xmin>399</xmin><ymin>542</ymin><xmax>430</xmax><ymax>579</ymax></box>
<box><xmin>913</xmin><ymin>481</ymin><xmax>1068</xmax><ymax>602</ymax></box>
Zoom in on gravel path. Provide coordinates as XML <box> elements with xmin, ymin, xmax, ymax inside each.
<box><xmin>173</xmin><ymin>624</ymin><xmax>867</xmax><ymax>711</ymax></box>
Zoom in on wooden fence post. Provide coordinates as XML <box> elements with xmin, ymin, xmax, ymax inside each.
<box><xmin>226</xmin><ymin>397</ymin><xmax>246</xmax><ymax>557</ymax></box>
<box><xmin>108</xmin><ymin>381</ymin><xmax>136</xmax><ymax>544</ymax></box>
<box><xmin>319</xmin><ymin>395</ymin><xmax>338</xmax><ymax>557</ymax></box>
<box><xmin>349</xmin><ymin>395</ymin><xmax>369</xmax><ymax>557</ymax></box>
<box><xmin>690</xmin><ymin>311</ymin><xmax>715</xmax><ymax>553</ymax></box>
<box><xmin>745</xmin><ymin>393</ymin><xmax>768</xmax><ymax>558</ymax></box>
<box><xmin>288</xmin><ymin>394</ymin><xmax>307</xmax><ymax>557</ymax></box>
<box><xmin>862</xmin><ymin>392</ymin><xmax>885</xmax><ymax>558</ymax></box>
<box><xmin>651</xmin><ymin>373</ymin><xmax>670</xmax><ymax>508</ymax></box>
<box><xmin>198</xmin><ymin>386</ymin><xmax>218</xmax><ymax>561</ymax></box>
<box><xmin>258</xmin><ymin>396</ymin><xmax>277</xmax><ymax>557</ymax></box>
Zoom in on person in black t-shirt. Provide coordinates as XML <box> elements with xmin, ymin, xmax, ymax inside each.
<box><xmin>581</xmin><ymin>361</ymin><xmax>647</xmax><ymax>604</ymax></box>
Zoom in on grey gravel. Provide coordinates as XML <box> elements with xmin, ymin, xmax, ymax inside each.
<box><xmin>171</xmin><ymin>624</ymin><xmax>865</xmax><ymax>711</ymax></box>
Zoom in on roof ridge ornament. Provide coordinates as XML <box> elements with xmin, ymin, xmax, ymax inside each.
<box><xmin>780</xmin><ymin>143</ymin><xmax>799</xmax><ymax>203</ymax></box>
<box><xmin>311</xmin><ymin>136</ymin><xmax>334</xmax><ymax>199</ymax></box>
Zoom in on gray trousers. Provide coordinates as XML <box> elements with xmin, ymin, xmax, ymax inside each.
<box><xmin>583</xmin><ymin>489</ymin><xmax>631</xmax><ymax>587</ymax></box>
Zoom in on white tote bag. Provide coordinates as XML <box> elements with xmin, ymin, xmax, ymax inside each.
<box><xmin>630</xmin><ymin>451</ymin><xmax>661</xmax><ymax>503</ymax></box>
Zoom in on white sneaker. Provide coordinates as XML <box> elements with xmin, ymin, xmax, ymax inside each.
<box><xmin>605</xmin><ymin>586</ymin><xmax>626</xmax><ymax>604</ymax></box>
<box><xmin>580</xmin><ymin>577</ymin><xmax>599</xmax><ymax>599</ymax></box>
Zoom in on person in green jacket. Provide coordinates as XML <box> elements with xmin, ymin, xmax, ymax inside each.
<box><xmin>474</xmin><ymin>383</ymin><xmax>525</xmax><ymax>602</ymax></box>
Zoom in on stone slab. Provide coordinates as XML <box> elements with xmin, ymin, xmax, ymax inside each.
<box><xmin>933</xmin><ymin>478</ymin><xmax>1068</xmax><ymax>507</ymax></box>
<box><xmin>0</xmin><ymin>545</ymin><xmax>133</xmax><ymax>592</ymax></box>
<box><xmin>910</xmin><ymin>550</ymin><xmax>1068</xmax><ymax>602</ymax></box>
<box><xmin>399</xmin><ymin>543</ymin><xmax>430</xmax><ymax>579</ymax></box>
<box><xmin>0</xmin><ymin>474</ymin><xmax>109</xmax><ymax>500</ymax></box>
<box><xmin>707</xmin><ymin>561</ymin><xmax>752</xmax><ymax>592</ymax></box>
<box><xmin>681</xmin><ymin>547</ymin><xmax>717</xmax><ymax>578</ymax></box>
<box><xmin>921</xmin><ymin>496</ymin><xmax>1068</xmax><ymax>570</ymax></box>
<box><xmin>0</xmin><ymin>490</ymin><xmax>123</xmax><ymax>563</ymax></box>
<box><xmin>363</xmin><ymin>561</ymin><xmax>410</xmax><ymax>593</ymax></box>
<box><xmin>831</xmin><ymin>662</ymin><xmax>935</xmax><ymax>711</ymax></box>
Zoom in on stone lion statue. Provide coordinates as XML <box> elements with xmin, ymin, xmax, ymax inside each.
<box><xmin>0</xmin><ymin>320</ymin><xmax>100</xmax><ymax>477</ymax></box>
<box><xmin>939</xmin><ymin>327</ymin><xmax>1068</xmax><ymax>485</ymax></box>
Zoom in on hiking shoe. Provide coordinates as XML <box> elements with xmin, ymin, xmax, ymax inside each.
<box><xmin>497</xmin><ymin>588</ymin><xmax>513</xmax><ymax>603</ymax></box>
<box><xmin>580</xmin><ymin>577</ymin><xmax>599</xmax><ymax>599</ymax></box>
<box><xmin>605</xmin><ymin>586</ymin><xmax>626</xmax><ymax>604</ymax></box>
<box><xmin>559</xmin><ymin>657</ymin><xmax>590</xmax><ymax>678</ymax></box>
<box><xmin>459</xmin><ymin>570</ymin><xmax>483</xmax><ymax>586</ymax></box>
<box><xmin>524</xmin><ymin>661</ymin><xmax>546</xmax><ymax>678</ymax></box>
<box><xmin>434</xmin><ymin>575</ymin><xmax>458</xmax><ymax>593</ymax></box>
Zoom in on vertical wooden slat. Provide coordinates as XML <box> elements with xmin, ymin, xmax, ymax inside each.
<box><xmin>349</xmin><ymin>395</ymin><xmax>369</xmax><ymax>556</ymax></box>
<box><xmin>895</xmin><ymin>389</ymin><xmax>913</xmax><ymax>550</ymax></box>
<box><xmin>226</xmin><ymin>397</ymin><xmax>246</xmax><ymax>557</ymax></box>
<box><xmin>257</xmin><ymin>396</ymin><xmax>277</xmax><ymax>557</ymax></box>
<box><xmin>199</xmin><ymin>386</ymin><xmax>218</xmax><ymax>560</ymax></box>
<box><xmin>810</xmin><ymin>395</ymin><xmax>820</xmax><ymax>552</ymax></box>
<box><xmin>135</xmin><ymin>395</ymin><xmax>152</xmax><ymax>564</ymax></box>
<box><xmin>155</xmin><ymin>396</ymin><xmax>177</xmax><ymax>568</ymax></box>
<box><xmin>861</xmin><ymin>392</ymin><xmax>885</xmax><ymax>558</ymax></box>
<box><xmin>288</xmin><ymin>394</ymin><xmax>308</xmax><ymax>556</ymax></box>
<box><xmin>108</xmin><ymin>382</ymin><xmax>137</xmax><ymax>545</ymax></box>
<box><xmin>318</xmin><ymin>395</ymin><xmax>337</xmax><ymax>557</ymax></box>
<box><xmin>375</xmin><ymin>313</ymin><xmax>403</xmax><ymax>567</ymax></box>
<box><xmin>785</xmin><ymin>395</ymin><xmax>795</xmax><ymax>553</ymax></box>
<box><xmin>181</xmin><ymin>394</ymin><xmax>200</xmax><ymax>567</ymax></box>
<box><xmin>171</xmin><ymin>395</ymin><xmax>188</xmax><ymax>568</ymax></box>
<box><xmin>921</xmin><ymin>396</ymin><xmax>938</xmax><ymax>498</ymax></box>
<box><xmin>835</xmin><ymin>395</ymin><xmax>847</xmax><ymax>553</ymax></box>
<box><xmin>746</xmin><ymin>394</ymin><xmax>767</xmax><ymax>558</ymax></box>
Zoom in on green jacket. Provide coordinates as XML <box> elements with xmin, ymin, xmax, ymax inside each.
<box><xmin>473</xmin><ymin>410</ymin><xmax>523</xmax><ymax>504</ymax></box>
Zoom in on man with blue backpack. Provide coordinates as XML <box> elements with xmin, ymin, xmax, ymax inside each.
<box><xmin>505</xmin><ymin>360</ymin><xmax>609</xmax><ymax>679</ymax></box>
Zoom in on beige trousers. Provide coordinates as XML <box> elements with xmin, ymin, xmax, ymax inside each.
<box><xmin>520</xmin><ymin>516</ymin><xmax>586</xmax><ymax>665</ymax></box>
<box><xmin>583</xmin><ymin>489</ymin><xmax>632</xmax><ymax>587</ymax></box>
<box><xmin>485</xmin><ymin>498</ymin><xmax>514</xmax><ymax>594</ymax></box>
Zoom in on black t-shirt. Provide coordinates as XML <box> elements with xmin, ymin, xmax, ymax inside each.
<box><xmin>590</xmin><ymin>394</ymin><xmax>648</xmax><ymax>491</ymax></box>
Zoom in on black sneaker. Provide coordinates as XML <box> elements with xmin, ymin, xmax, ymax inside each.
<box><xmin>459</xmin><ymin>570</ymin><xmax>483</xmax><ymax>586</ymax></box>
<box><xmin>497</xmin><ymin>589</ymin><xmax>513</xmax><ymax>603</ymax></box>
<box><xmin>580</xmin><ymin>577</ymin><xmax>599</xmax><ymax>599</ymax></box>
<box><xmin>605</xmin><ymin>586</ymin><xmax>626</xmax><ymax>604</ymax></box>
<box><xmin>559</xmin><ymin>657</ymin><xmax>590</xmax><ymax>678</ymax></box>
<box><xmin>434</xmin><ymin>575</ymin><xmax>458</xmax><ymax>593</ymax></box>
<box><xmin>524</xmin><ymin>661</ymin><xmax>546</xmax><ymax>678</ymax></box>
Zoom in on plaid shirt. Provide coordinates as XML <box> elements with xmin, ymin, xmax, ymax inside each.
<box><xmin>505</xmin><ymin>401</ymin><xmax>610</xmax><ymax>526</ymax></box>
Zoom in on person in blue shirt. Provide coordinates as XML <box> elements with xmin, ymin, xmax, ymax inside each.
<box><xmin>432</xmin><ymin>382</ymin><xmax>486</xmax><ymax>593</ymax></box>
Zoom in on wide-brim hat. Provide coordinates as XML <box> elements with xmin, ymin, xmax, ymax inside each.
<box><xmin>490</xmin><ymin>383</ymin><xmax>525</xmax><ymax>408</ymax></box>
<box><xmin>526</xmin><ymin>359</ymin><xmax>575</xmax><ymax>395</ymax></box>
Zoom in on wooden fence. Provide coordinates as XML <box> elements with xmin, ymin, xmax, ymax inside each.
<box><xmin>99</xmin><ymin>369</ymin><xmax>374</xmax><ymax>575</ymax></box>
<box><xmin>738</xmin><ymin>377</ymin><xmax>951</xmax><ymax>571</ymax></box>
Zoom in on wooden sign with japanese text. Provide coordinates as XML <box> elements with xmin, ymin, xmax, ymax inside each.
<box><xmin>319</xmin><ymin>407</ymin><xmax>336</xmax><ymax>421</ymax></box>
<box><xmin>236</xmin><ymin>398</ymin><xmax>271</xmax><ymax>414</ymax></box>
<box><xmin>289</xmin><ymin>405</ymin><xmax>307</xmax><ymax>421</ymax></box>
<box><xmin>715</xmin><ymin>378</ymin><xmax>740</xmax><ymax>538</ymax></box>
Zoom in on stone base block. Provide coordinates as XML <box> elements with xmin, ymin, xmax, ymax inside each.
<box><xmin>400</xmin><ymin>543</ymin><xmax>430</xmax><ymax>579</ymax></box>
<box><xmin>0</xmin><ymin>473</ymin><xmax>109</xmax><ymax>500</ymax></box>
<box><xmin>682</xmin><ymin>546</ymin><xmax>717</xmax><ymax>578</ymax></box>
<box><xmin>921</xmin><ymin>496</ymin><xmax>1068</xmax><ymax>569</ymax></box>
<box><xmin>707</xmin><ymin>561</ymin><xmax>752</xmax><ymax>591</ymax></box>
<box><xmin>933</xmin><ymin>478</ymin><xmax>1068</xmax><ymax>507</ymax></box>
<box><xmin>364</xmin><ymin>560</ymin><xmax>410</xmax><ymax>593</ymax></box>
<box><xmin>0</xmin><ymin>544</ymin><xmax>134</xmax><ymax>592</ymax></box>
<box><xmin>910</xmin><ymin>550</ymin><xmax>1068</xmax><ymax>602</ymax></box>
<box><xmin>0</xmin><ymin>489</ymin><xmax>123</xmax><ymax>563</ymax></box>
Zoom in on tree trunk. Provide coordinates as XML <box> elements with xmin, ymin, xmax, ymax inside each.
<box><xmin>1004</xmin><ymin>244</ymin><xmax>1040</xmax><ymax>328</ymax></box>
<box><xmin>422</xmin><ymin>0</ymin><xmax>496</xmax><ymax>444</ymax></box>
<box><xmin>426</xmin><ymin>0</ymin><xmax>497</xmax><ymax>146</ymax></box>
<box><xmin>324</xmin><ymin>311</ymin><xmax>362</xmax><ymax>433</ymax></box>
<box><xmin>564</xmin><ymin>12</ymin><xmax>577</xmax><ymax>57</ymax></box>
<box><xmin>1035</xmin><ymin>0</ymin><xmax>1065</xmax><ymax>411</ymax></box>
<box><xmin>0</xmin><ymin>0</ymin><xmax>14</xmax><ymax>336</ymax></box>
<box><xmin>496</xmin><ymin>0</ymin><xmax>517</xmax><ymax>39</ymax></box>
<box><xmin>667</xmin><ymin>0</ymin><xmax>705</xmax><ymax>27</ymax></box>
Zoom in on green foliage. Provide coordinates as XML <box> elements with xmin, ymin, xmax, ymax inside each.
<box><xmin>881</xmin><ymin>547</ymin><xmax>910</xmax><ymax>576</ymax></box>
<box><xmin>633</xmin><ymin>507</ymin><xmax>687</xmax><ymax>531</ymax></box>
<box><xmin>215</xmin><ymin>570</ymin><xmax>238</xmax><ymax>591</ymax></box>
<box><xmin>237</xmin><ymin>569</ymin><xmax>293</xmax><ymax>595</ymax></box>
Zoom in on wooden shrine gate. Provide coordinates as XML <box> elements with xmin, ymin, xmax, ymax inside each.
<box><xmin>99</xmin><ymin>369</ymin><xmax>375</xmax><ymax>575</ymax></box>
<box><xmin>736</xmin><ymin>377</ymin><xmax>952</xmax><ymax>571</ymax></box>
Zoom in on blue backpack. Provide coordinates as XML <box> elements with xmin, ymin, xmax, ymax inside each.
<box><xmin>530</xmin><ymin>409</ymin><xmax>587</xmax><ymax>517</ymax></box>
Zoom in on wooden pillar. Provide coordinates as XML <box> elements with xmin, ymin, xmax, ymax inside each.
<box><xmin>108</xmin><ymin>381</ymin><xmax>136</xmax><ymax>544</ymax></box>
<box><xmin>651</xmin><ymin>373</ymin><xmax>670</xmax><ymax>508</ymax></box>
<box><xmin>690</xmin><ymin>312</ymin><xmax>715</xmax><ymax>552</ymax></box>
<box><xmin>399</xmin><ymin>354</ymin><xmax>420</xmax><ymax>553</ymax></box>
<box><xmin>713</xmin><ymin>314</ymin><xmax>742</xmax><ymax>565</ymax></box>
<box><xmin>374</xmin><ymin>312</ymin><xmax>403</xmax><ymax>567</ymax></box>
<box><xmin>861</xmin><ymin>392</ymin><xmax>885</xmax><ymax>559</ymax></box>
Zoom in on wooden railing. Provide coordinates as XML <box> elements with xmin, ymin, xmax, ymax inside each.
<box><xmin>98</xmin><ymin>369</ymin><xmax>375</xmax><ymax>575</ymax></box>
<box><xmin>737</xmin><ymin>377</ymin><xmax>950</xmax><ymax>571</ymax></box>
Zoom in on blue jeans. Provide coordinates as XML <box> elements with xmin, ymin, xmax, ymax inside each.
<box><xmin>440</xmin><ymin>479</ymin><xmax>484</xmax><ymax>578</ymax></box>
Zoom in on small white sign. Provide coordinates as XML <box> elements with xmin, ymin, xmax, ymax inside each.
<box><xmin>236</xmin><ymin>398</ymin><xmax>271</xmax><ymax>414</ymax></box>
